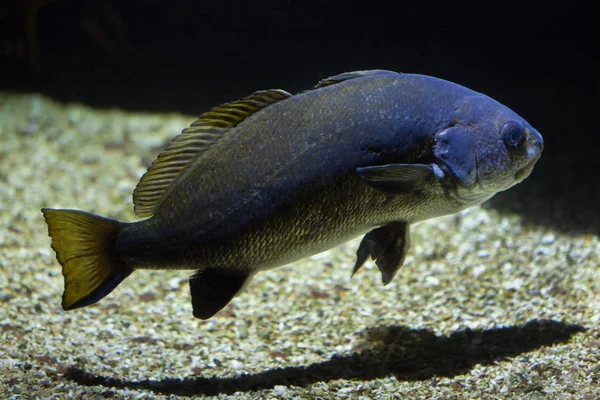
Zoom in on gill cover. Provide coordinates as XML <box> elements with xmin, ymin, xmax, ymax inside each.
<box><xmin>433</xmin><ymin>126</ymin><xmax>478</xmax><ymax>186</ymax></box>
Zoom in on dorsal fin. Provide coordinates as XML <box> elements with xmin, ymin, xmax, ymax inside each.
<box><xmin>132</xmin><ymin>89</ymin><xmax>292</xmax><ymax>218</ymax></box>
<box><xmin>302</xmin><ymin>69</ymin><xmax>397</xmax><ymax>93</ymax></box>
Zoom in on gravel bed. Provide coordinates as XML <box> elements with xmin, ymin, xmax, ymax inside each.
<box><xmin>1</xmin><ymin>93</ymin><xmax>598</xmax><ymax>399</ymax></box>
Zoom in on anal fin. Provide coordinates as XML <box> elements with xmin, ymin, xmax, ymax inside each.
<box><xmin>352</xmin><ymin>221</ymin><xmax>411</xmax><ymax>285</ymax></box>
<box><xmin>189</xmin><ymin>268</ymin><xmax>250</xmax><ymax>319</ymax></box>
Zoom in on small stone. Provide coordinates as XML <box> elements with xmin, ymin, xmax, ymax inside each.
<box><xmin>541</xmin><ymin>233</ymin><xmax>556</xmax><ymax>244</ymax></box>
<box><xmin>273</xmin><ymin>385</ymin><xmax>289</xmax><ymax>396</ymax></box>
<box><xmin>425</xmin><ymin>276</ymin><xmax>440</xmax><ymax>286</ymax></box>
<box><xmin>472</xmin><ymin>264</ymin><xmax>486</xmax><ymax>278</ymax></box>
<box><xmin>168</xmin><ymin>278</ymin><xmax>181</xmax><ymax>290</ymax></box>
<box><xmin>138</xmin><ymin>291</ymin><xmax>157</xmax><ymax>302</ymax></box>
<box><xmin>503</xmin><ymin>278</ymin><xmax>524</xmax><ymax>290</ymax></box>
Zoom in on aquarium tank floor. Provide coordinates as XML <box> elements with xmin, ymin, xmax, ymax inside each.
<box><xmin>1</xmin><ymin>93</ymin><xmax>599</xmax><ymax>399</ymax></box>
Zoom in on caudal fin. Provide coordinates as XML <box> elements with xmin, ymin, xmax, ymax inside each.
<box><xmin>41</xmin><ymin>208</ymin><xmax>132</xmax><ymax>310</ymax></box>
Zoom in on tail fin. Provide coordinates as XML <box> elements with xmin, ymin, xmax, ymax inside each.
<box><xmin>41</xmin><ymin>208</ymin><xmax>132</xmax><ymax>310</ymax></box>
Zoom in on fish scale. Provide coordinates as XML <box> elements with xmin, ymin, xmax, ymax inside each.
<box><xmin>42</xmin><ymin>69</ymin><xmax>543</xmax><ymax>319</ymax></box>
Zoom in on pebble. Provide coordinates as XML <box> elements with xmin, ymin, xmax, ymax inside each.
<box><xmin>542</xmin><ymin>233</ymin><xmax>556</xmax><ymax>244</ymax></box>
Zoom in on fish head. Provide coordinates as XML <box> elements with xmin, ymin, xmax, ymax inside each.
<box><xmin>433</xmin><ymin>94</ymin><xmax>544</xmax><ymax>205</ymax></box>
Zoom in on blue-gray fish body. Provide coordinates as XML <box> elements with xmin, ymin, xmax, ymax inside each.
<box><xmin>42</xmin><ymin>70</ymin><xmax>543</xmax><ymax>319</ymax></box>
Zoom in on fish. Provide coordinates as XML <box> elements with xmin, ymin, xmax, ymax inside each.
<box><xmin>41</xmin><ymin>70</ymin><xmax>543</xmax><ymax>319</ymax></box>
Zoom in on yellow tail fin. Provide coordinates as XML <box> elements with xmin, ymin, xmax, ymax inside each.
<box><xmin>41</xmin><ymin>208</ymin><xmax>132</xmax><ymax>310</ymax></box>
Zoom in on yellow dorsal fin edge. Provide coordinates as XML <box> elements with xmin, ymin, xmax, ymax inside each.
<box><xmin>132</xmin><ymin>89</ymin><xmax>292</xmax><ymax>218</ymax></box>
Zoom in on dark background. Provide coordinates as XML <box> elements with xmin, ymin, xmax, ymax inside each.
<box><xmin>1</xmin><ymin>0</ymin><xmax>598</xmax><ymax>233</ymax></box>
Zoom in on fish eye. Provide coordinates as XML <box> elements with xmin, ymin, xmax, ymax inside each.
<box><xmin>501</xmin><ymin>120</ymin><xmax>525</xmax><ymax>148</ymax></box>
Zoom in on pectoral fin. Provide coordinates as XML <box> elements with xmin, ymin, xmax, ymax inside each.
<box><xmin>189</xmin><ymin>269</ymin><xmax>250</xmax><ymax>319</ymax></box>
<box><xmin>356</xmin><ymin>163</ymin><xmax>444</xmax><ymax>193</ymax></box>
<box><xmin>352</xmin><ymin>221</ymin><xmax>410</xmax><ymax>285</ymax></box>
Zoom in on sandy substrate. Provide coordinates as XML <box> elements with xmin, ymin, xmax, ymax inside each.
<box><xmin>1</xmin><ymin>93</ymin><xmax>599</xmax><ymax>399</ymax></box>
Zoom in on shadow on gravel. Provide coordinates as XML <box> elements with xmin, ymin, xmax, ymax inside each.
<box><xmin>65</xmin><ymin>319</ymin><xmax>585</xmax><ymax>396</ymax></box>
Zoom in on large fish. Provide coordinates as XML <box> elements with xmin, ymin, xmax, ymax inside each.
<box><xmin>42</xmin><ymin>70</ymin><xmax>543</xmax><ymax>319</ymax></box>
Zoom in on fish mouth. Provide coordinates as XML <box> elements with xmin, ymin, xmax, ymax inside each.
<box><xmin>515</xmin><ymin>150</ymin><xmax>542</xmax><ymax>182</ymax></box>
<box><xmin>527</xmin><ymin>129</ymin><xmax>544</xmax><ymax>158</ymax></box>
<box><xmin>515</xmin><ymin>129</ymin><xmax>544</xmax><ymax>182</ymax></box>
<box><xmin>515</xmin><ymin>160</ymin><xmax>536</xmax><ymax>182</ymax></box>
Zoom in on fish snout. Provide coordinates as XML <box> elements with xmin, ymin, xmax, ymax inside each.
<box><xmin>514</xmin><ymin>127</ymin><xmax>543</xmax><ymax>183</ymax></box>
<box><xmin>526</xmin><ymin>128</ymin><xmax>544</xmax><ymax>159</ymax></box>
